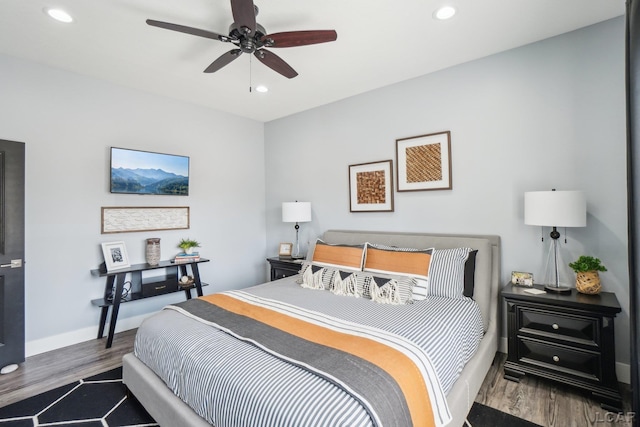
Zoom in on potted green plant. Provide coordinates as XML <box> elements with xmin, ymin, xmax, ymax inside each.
<box><xmin>568</xmin><ymin>255</ymin><xmax>607</xmax><ymax>295</ymax></box>
<box><xmin>178</xmin><ymin>238</ymin><xmax>201</xmax><ymax>254</ymax></box>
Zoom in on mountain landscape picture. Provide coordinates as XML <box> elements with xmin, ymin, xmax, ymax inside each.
<box><xmin>110</xmin><ymin>147</ymin><xmax>189</xmax><ymax>195</ymax></box>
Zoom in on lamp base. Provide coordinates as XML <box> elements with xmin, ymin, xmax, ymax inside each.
<box><xmin>544</xmin><ymin>284</ymin><xmax>572</xmax><ymax>294</ymax></box>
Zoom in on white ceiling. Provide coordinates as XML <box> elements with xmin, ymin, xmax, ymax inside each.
<box><xmin>0</xmin><ymin>1</ymin><xmax>625</xmax><ymax>122</ymax></box>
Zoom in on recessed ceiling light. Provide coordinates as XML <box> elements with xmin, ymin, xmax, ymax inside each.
<box><xmin>44</xmin><ymin>8</ymin><xmax>73</xmax><ymax>23</ymax></box>
<box><xmin>255</xmin><ymin>85</ymin><xmax>268</xmax><ymax>93</ymax></box>
<box><xmin>433</xmin><ymin>5</ymin><xmax>456</xmax><ymax>20</ymax></box>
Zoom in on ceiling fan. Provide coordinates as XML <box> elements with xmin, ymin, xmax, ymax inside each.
<box><xmin>146</xmin><ymin>0</ymin><xmax>337</xmax><ymax>79</ymax></box>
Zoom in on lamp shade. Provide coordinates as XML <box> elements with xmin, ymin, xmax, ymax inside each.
<box><xmin>524</xmin><ymin>191</ymin><xmax>586</xmax><ymax>227</ymax></box>
<box><xmin>282</xmin><ymin>202</ymin><xmax>312</xmax><ymax>223</ymax></box>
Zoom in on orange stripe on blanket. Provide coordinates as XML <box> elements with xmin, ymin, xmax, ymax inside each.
<box><xmin>201</xmin><ymin>293</ymin><xmax>435</xmax><ymax>427</ymax></box>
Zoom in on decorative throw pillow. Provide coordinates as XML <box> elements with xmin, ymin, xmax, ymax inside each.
<box><xmin>311</xmin><ymin>239</ymin><xmax>365</xmax><ymax>271</ymax></box>
<box><xmin>357</xmin><ymin>272</ymin><xmax>416</xmax><ymax>304</ymax></box>
<box><xmin>299</xmin><ymin>262</ymin><xmax>336</xmax><ymax>290</ymax></box>
<box><xmin>428</xmin><ymin>248</ymin><xmax>474</xmax><ymax>299</ymax></box>
<box><xmin>363</xmin><ymin>243</ymin><xmax>433</xmax><ymax>301</ymax></box>
<box><xmin>329</xmin><ymin>270</ymin><xmax>360</xmax><ymax>297</ymax></box>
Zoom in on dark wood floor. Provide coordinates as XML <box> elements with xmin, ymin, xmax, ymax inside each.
<box><xmin>0</xmin><ymin>331</ymin><xmax>633</xmax><ymax>427</ymax></box>
<box><xmin>475</xmin><ymin>352</ymin><xmax>633</xmax><ymax>427</ymax></box>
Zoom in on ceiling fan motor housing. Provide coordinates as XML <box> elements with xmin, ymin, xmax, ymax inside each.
<box><xmin>229</xmin><ymin>22</ymin><xmax>266</xmax><ymax>53</ymax></box>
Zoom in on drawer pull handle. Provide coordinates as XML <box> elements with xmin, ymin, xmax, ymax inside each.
<box><xmin>553</xmin><ymin>355</ymin><xmax>560</xmax><ymax>363</ymax></box>
<box><xmin>552</xmin><ymin>323</ymin><xmax>559</xmax><ymax>330</ymax></box>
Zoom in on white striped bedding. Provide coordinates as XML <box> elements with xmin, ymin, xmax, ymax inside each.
<box><xmin>134</xmin><ymin>276</ymin><xmax>484</xmax><ymax>427</ymax></box>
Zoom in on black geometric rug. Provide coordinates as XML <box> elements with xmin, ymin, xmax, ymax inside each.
<box><xmin>0</xmin><ymin>367</ymin><xmax>157</xmax><ymax>426</ymax></box>
<box><xmin>467</xmin><ymin>402</ymin><xmax>543</xmax><ymax>427</ymax></box>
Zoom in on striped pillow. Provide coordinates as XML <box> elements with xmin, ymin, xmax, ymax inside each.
<box><xmin>363</xmin><ymin>243</ymin><xmax>433</xmax><ymax>301</ymax></box>
<box><xmin>312</xmin><ymin>239</ymin><xmax>365</xmax><ymax>271</ymax></box>
<box><xmin>428</xmin><ymin>248</ymin><xmax>473</xmax><ymax>299</ymax></box>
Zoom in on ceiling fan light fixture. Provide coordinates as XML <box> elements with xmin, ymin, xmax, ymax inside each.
<box><xmin>433</xmin><ymin>5</ymin><xmax>456</xmax><ymax>21</ymax></box>
<box><xmin>255</xmin><ymin>85</ymin><xmax>268</xmax><ymax>93</ymax></box>
<box><xmin>44</xmin><ymin>8</ymin><xmax>73</xmax><ymax>23</ymax></box>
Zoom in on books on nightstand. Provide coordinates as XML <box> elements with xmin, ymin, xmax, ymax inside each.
<box><xmin>174</xmin><ymin>252</ymin><xmax>200</xmax><ymax>263</ymax></box>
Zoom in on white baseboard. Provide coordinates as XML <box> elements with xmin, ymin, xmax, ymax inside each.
<box><xmin>499</xmin><ymin>337</ymin><xmax>630</xmax><ymax>385</ymax></box>
<box><xmin>25</xmin><ymin>313</ymin><xmax>151</xmax><ymax>357</ymax></box>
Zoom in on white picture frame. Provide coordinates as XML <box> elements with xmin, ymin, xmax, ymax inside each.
<box><xmin>101</xmin><ymin>241</ymin><xmax>131</xmax><ymax>271</ymax></box>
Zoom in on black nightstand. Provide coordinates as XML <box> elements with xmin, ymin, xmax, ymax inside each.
<box><xmin>502</xmin><ymin>284</ymin><xmax>622</xmax><ymax>411</ymax></box>
<box><xmin>267</xmin><ymin>257</ymin><xmax>304</xmax><ymax>281</ymax></box>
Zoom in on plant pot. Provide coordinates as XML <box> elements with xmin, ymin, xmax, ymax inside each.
<box><xmin>184</xmin><ymin>247</ymin><xmax>193</xmax><ymax>255</ymax></box>
<box><xmin>576</xmin><ymin>270</ymin><xmax>601</xmax><ymax>294</ymax></box>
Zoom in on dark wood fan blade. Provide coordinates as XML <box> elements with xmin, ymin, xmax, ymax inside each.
<box><xmin>261</xmin><ymin>30</ymin><xmax>337</xmax><ymax>48</ymax></box>
<box><xmin>254</xmin><ymin>50</ymin><xmax>298</xmax><ymax>79</ymax></box>
<box><xmin>230</xmin><ymin>0</ymin><xmax>256</xmax><ymax>35</ymax></box>
<box><xmin>204</xmin><ymin>49</ymin><xmax>243</xmax><ymax>73</ymax></box>
<box><xmin>146</xmin><ymin>19</ymin><xmax>234</xmax><ymax>42</ymax></box>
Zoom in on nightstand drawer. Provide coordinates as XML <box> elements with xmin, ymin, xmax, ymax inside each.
<box><xmin>267</xmin><ymin>258</ymin><xmax>302</xmax><ymax>281</ymax></box>
<box><xmin>517</xmin><ymin>306</ymin><xmax>598</xmax><ymax>346</ymax></box>
<box><xmin>518</xmin><ymin>337</ymin><xmax>601</xmax><ymax>381</ymax></box>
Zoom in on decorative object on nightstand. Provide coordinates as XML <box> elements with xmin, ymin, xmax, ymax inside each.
<box><xmin>569</xmin><ymin>255</ymin><xmax>607</xmax><ymax>295</ymax></box>
<box><xmin>278</xmin><ymin>242</ymin><xmax>293</xmax><ymax>259</ymax></box>
<box><xmin>511</xmin><ymin>271</ymin><xmax>534</xmax><ymax>287</ymax></box>
<box><xmin>178</xmin><ymin>238</ymin><xmax>200</xmax><ymax>255</ymax></box>
<box><xmin>502</xmin><ymin>284</ymin><xmax>622</xmax><ymax>411</ymax></box>
<box><xmin>282</xmin><ymin>201</ymin><xmax>311</xmax><ymax>259</ymax></box>
<box><xmin>524</xmin><ymin>189</ymin><xmax>586</xmax><ymax>293</ymax></box>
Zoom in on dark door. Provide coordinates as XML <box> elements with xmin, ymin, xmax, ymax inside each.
<box><xmin>0</xmin><ymin>139</ymin><xmax>25</xmax><ymax>371</ymax></box>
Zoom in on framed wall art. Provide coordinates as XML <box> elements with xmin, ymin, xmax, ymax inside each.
<box><xmin>348</xmin><ymin>160</ymin><xmax>394</xmax><ymax>212</ymax></box>
<box><xmin>396</xmin><ymin>131</ymin><xmax>452</xmax><ymax>192</ymax></box>
<box><xmin>101</xmin><ymin>206</ymin><xmax>190</xmax><ymax>234</ymax></box>
<box><xmin>101</xmin><ymin>241</ymin><xmax>130</xmax><ymax>271</ymax></box>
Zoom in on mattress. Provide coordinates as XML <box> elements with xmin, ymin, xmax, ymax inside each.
<box><xmin>134</xmin><ymin>277</ymin><xmax>483</xmax><ymax>427</ymax></box>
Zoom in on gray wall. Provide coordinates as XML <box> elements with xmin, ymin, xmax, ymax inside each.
<box><xmin>265</xmin><ymin>18</ymin><xmax>629</xmax><ymax>373</ymax></box>
<box><xmin>0</xmin><ymin>54</ymin><xmax>267</xmax><ymax>354</ymax></box>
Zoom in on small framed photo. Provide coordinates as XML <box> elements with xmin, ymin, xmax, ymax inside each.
<box><xmin>349</xmin><ymin>160</ymin><xmax>394</xmax><ymax>212</ymax></box>
<box><xmin>511</xmin><ymin>271</ymin><xmax>534</xmax><ymax>287</ymax></box>
<box><xmin>278</xmin><ymin>242</ymin><xmax>293</xmax><ymax>258</ymax></box>
<box><xmin>101</xmin><ymin>241</ymin><xmax>131</xmax><ymax>271</ymax></box>
<box><xmin>396</xmin><ymin>131</ymin><xmax>452</xmax><ymax>192</ymax></box>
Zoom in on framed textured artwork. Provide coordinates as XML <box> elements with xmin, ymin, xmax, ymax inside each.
<box><xmin>101</xmin><ymin>206</ymin><xmax>190</xmax><ymax>234</ymax></box>
<box><xmin>396</xmin><ymin>131</ymin><xmax>452</xmax><ymax>192</ymax></box>
<box><xmin>348</xmin><ymin>160</ymin><xmax>394</xmax><ymax>212</ymax></box>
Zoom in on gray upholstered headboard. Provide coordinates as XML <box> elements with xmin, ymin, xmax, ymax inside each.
<box><xmin>318</xmin><ymin>230</ymin><xmax>501</xmax><ymax>331</ymax></box>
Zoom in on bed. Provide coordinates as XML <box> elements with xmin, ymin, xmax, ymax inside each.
<box><xmin>123</xmin><ymin>230</ymin><xmax>501</xmax><ymax>427</ymax></box>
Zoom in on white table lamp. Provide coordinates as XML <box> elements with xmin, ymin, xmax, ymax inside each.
<box><xmin>282</xmin><ymin>201</ymin><xmax>311</xmax><ymax>259</ymax></box>
<box><xmin>524</xmin><ymin>189</ymin><xmax>586</xmax><ymax>293</ymax></box>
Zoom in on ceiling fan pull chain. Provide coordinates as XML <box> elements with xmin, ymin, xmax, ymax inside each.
<box><xmin>249</xmin><ymin>54</ymin><xmax>252</xmax><ymax>92</ymax></box>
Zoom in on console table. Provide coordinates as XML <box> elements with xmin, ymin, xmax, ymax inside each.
<box><xmin>91</xmin><ymin>258</ymin><xmax>209</xmax><ymax>348</ymax></box>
